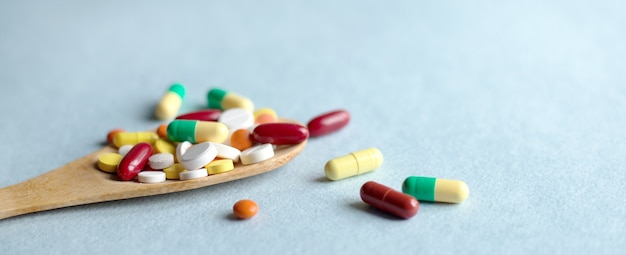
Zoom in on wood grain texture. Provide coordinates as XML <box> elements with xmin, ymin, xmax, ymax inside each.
<box><xmin>0</xmin><ymin>122</ymin><xmax>307</xmax><ymax>220</ymax></box>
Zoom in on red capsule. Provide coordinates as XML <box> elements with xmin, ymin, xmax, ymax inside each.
<box><xmin>307</xmin><ymin>110</ymin><xmax>350</xmax><ymax>137</ymax></box>
<box><xmin>176</xmin><ymin>109</ymin><xmax>222</xmax><ymax>122</ymax></box>
<box><xmin>117</xmin><ymin>142</ymin><xmax>153</xmax><ymax>181</ymax></box>
<box><xmin>360</xmin><ymin>181</ymin><xmax>419</xmax><ymax>219</ymax></box>
<box><xmin>251</xmin><ymin>123</ymin><xmax>309</xmax><ymax>145</ymax></box>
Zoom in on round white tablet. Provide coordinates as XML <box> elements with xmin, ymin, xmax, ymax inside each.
<box><xmin>148</xmin><ymin>153</ymin><xmax>175</xmax><ymax>169</ymax></box>
<box><xmin>137</xmin><ymin>171</ymin><xmax>166</xmax><ymax>183</ymax></box>
<box><xmin>210</xmin><ymin>142</ymin><xmax>241</xmax><ymax>162</ymax></box>
<box><xmin>179</xmin><ymin>168</ymin><xmax>208</xmax><ymax>180</ymax></box>
<box><xmin>118</xmin><ymin>144</ymin><xmax>133</xmax><ymax>156</ymax></box>
<box><xmin>218</xmin><ymin>108</ymin><xmax>254</xmax><ymax>131</ymax></box>
<box><xmin>180</xmin><ymin>142</ymin><xmax>217</xmax><ymax>170</ymax></box>
<box><xmin>240</xmin><ymin>144</ymin><xmax>274</xmax><ymax>165</ymax></box>
<box><xmin>176</xmin><ymin>141</ymin><xmax>192</xmax><ymax>162</ymax></box>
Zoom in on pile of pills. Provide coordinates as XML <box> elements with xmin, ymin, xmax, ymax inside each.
<box><xmin>97</xmin><ymin>85</ymin><xmax>318</xmax><ymax>184</ymax></box>
<box><xmin>97</xmin><ymin>83</ymin><xmax>469</xmax><ymax>220</ymax></box>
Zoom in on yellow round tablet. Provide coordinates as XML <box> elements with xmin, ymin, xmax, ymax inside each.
<box><xmin>253</xmin><ymin>108</ymin><xmax>277</xmax><ymax>123</ymax></box>
<box><xmin>206</xmin><ymin>159</ymin><xmax>234</xmax><ymax>175</ymax></box>
<box><xmin>163</xmin><ymin>163</ymin><xmax>186</xmax><ymax>180</ymax></box>
<box><xmin>97</xmin><ymin>152</ymin><xmax>123</xmax><ymax>173</ymax></box>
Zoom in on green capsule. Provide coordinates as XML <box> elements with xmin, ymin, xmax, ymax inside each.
<box><xmin>166</xmin><ymin>120</ymin><xmax>228</xmax><ymax>144</ymax></box>
<box><xmin>402</xmin><ymin>176</ymin><xmax>469</xmax><ymax>203</ymax></box>
<box><xmin>155</xmin><ymin>83</ymin><xmax>186</xmax><ymax>120</ymax></box>
<box><xmin>207</xmin><ymin>88</ymin><xmax>254</xmax><ymax>111</ymax></box>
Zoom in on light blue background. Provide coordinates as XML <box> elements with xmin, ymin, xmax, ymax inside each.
<box><xmin>1</xmin><ymin>0</ymin><xmax>625</xmax><ymax>254</ymax></box>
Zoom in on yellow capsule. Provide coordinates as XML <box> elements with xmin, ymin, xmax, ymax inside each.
<box><xmin>324</xmin><ymin>148</ymin><xmax>383</xmax><ymax>181</ymax></box>
<box><xmin>113</xmin><ymin>132</ymin><xmax>158</xmax><ymax>148</ymax></box>
<box><xmin>163</xmin><ymin>163</ymin><xmax>186</xmax><ymax>180</ymax></box>
<box><xmin>155</xmin><ymin>84</ymin><xmax>185</xmax><ymax>120</ymax></box>
<box><xmin>154</xmin><ymin>138</ymin><xmax>176</xmax><ymax>155</ymax></box>
<box><xmin>97</xmin><ymin>152</ymin><xmax>123</xmax><ymax>173</ymax></box>
<box><xmin>206</xmin><ymin>159</ymin><xmax>235</xmax><ymax>175</ymax></box>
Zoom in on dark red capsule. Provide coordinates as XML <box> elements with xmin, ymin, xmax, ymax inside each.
<box><xmin>360</xmin><ymin>181</ymin><xmax>419</xmax><ymax>219</ymax></box>
<box><xmin>307</xmin><ymin>110</ymin><xmax>350</xmax><ymax>137</ymax></box>
<box><xmin>251</xmin><ymin>123</ymin><xmax>309</xmax><ymax>145</ymax></box>
<box><xmin>176</xmin><ymin>109</ymin><xmax>222</xmax><ymax>122</ymax></box>
<box><xmin>117</xmin><ymin>142</ymin><xmax>153</xmax><ymax>181</ymax></box>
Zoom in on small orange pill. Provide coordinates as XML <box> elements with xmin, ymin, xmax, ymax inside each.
<box><xmin>230</xmin><ymin>129</ymin><xmax>254</xmax><ymax>151</ymax></box>
<box><xmin>255</xmin><ymin>113</ymin><xmax>278</xmax><ymax>124</ymax></box>
<box><xmin>233</xmin><ymin>199</ymin><xmax>258</xmax><ymax>219</ymax></box>
<box><xmin>253</xmin><ymin>108</ymin><xmax>278</xmax><ymax>124</ymax></box>
<box><xmin>156</xmin><ymin>124</ymin><xmax>168</xmax><ymax>138</ymax></box>
<box><xmin>107</xmin><ymin>129</ymin><xmax>125</xmax><ymax>145</ymax></box>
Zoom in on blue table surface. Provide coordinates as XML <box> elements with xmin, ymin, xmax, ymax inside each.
<box><xmin>1</xmin><ymin>1</ymin><xmax>624</xmax><ymax>254</ymax></box>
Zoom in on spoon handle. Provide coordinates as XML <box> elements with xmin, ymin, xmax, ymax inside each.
<box><xmin>0</xmin><ymin>148</ymin><xmax>110</xmax><ymax>220</ymax></box>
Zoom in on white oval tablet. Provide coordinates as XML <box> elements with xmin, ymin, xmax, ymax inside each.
<box><xmin>218</xmin><ymin>108</ymin><xmax>254</xmax><ymax>131</ymax></box>
<box><xmin>180</xmin><ymin>142</ymin><xmax>217</xmax><ymax>170</ymax></box>
<box><xmin>176</xmin><ymin>141</ymin><xmax>192</xmax><ymax>162</ymax></box>
<box><xmin>179</xmin><ymin>168</ymin><xmax>208</xmax><ymax>180</ymax></box>
<box><xmin>210</xmin><ymin>142</ymin><xmax>241</xmax><ymax>162</ymax></box>
<box><xmin>118</xmin><ymin>144</ymin><xmax>133</xmax><ymax>156</ymax></box>
<box><xmin>148</xmin><ymin>153</ymin><xmax>175</xmax><ymax>169</ymax></box>
<box><xmin>240</xmin><ymin>144</ymin><xmax>274</xmax><ymax>165</ymax></box>
<box><xmin>137</xmin><ymin>171</ymin><xmax>166</xmax><ymax>183</ymax></box>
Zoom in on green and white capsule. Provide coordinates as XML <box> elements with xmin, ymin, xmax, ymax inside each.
<box><xmin>402</xmin><ymin>176</ymin><xmax>469</xmax><ymax>203</ymax></box>
<box><xmin>155</xmin><ymin>84</ymin><xmax>186</xmax><ymax>120</ymax></box>
<box><xmin>207</xmin><ymin>88</ymin><xmax>254</xmax><ymax>112</ymax></box>
<box><xmin>167</xmin><ymin>120</ymin><xmax>229</xmax><ymax>144</ymax></box>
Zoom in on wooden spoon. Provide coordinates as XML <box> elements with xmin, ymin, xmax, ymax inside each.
<box><xmin>0</xmin><ymin>123</ymin><xmax>307</xmax><ymax>220</ymax></box>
